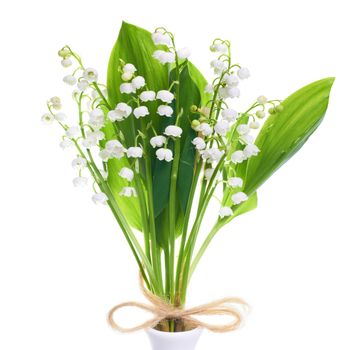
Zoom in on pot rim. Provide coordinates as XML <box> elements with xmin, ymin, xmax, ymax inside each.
<box><xmin>146</xmin><ymin>326</ymin><xmax>202</xmax><ymax>336</ymax></box>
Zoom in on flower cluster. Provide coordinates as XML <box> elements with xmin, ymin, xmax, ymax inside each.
<box><xmin>42</xmin><ymin>31</ymin><xmax>282</xmax><ymax>220</ymax></box>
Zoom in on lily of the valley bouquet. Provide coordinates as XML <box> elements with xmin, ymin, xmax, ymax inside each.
<box><xmin>42</xmin><ymin>21</ymin><xmax>333</xmax><ymax>340</ymax></box>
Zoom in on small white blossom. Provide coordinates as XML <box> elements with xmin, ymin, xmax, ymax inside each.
<box><xmin>54</xmin><ymin>112</ymin><xmax>67</xmax><ymax>122</ymax></box>
<box><xmin>89</xmin><ymin>108</ymin><xmax>105</xmax><ymax>129</ymax></box>
<box><xmin>249</xmin><ymin>121</ymin><xmax>260</xmax><ymax>129</ymax></box>
<box><xmin>120</xmin><ymin>83</ymin><xmax>136</xmax><ymax>94</ymax></box>
<box><xmin>66</xmin><ymin>126</ymin><xmax>80</xmax><ymax>138</ymax></box>
<box><xmin>192</xmin><ymin>137</ymin><xmax>206</xmax><ymax>150</ymax></box>
<box><xmin>210</xmin><ymin>59</ymin><xmax>227</xmax><ymax>74</ymax></box>
<box><xmin>83</xmin><ymin>67</ymin><xmax>98</xmax><ymax>83</ymax></box>
<box><xmin>99</xmin><ymin>149</ymin><xmax>111</xmax><ymax>161</ymax></box>
<box><xmin>41</xmin><ymin>113</ymin><xmax>54</xmax><ymax>125</ymax></box>
<box><xmin>240</xmin><ymin>134</ymin><xmax>254</xmax><ymax>145</ymax></box>
<box><xmin>257</xmin><ymin>95</ymin><xmax>268</xmax><ymax>104</ymax></box>
<box><xmin>133</xmin><ymin>106</ymin><xmax>149</xmax><ymax>119</ymax></box>
<box><xmin>219</xmin><ymin>206</ymin><xmax>233</xmax><ymax>218</ymax></box>
<box><xmin>223</xmin><ymin>74</ymin><xmax>239</xmax><ymax>86</ymax></box>
<box><xmin>225</xmin><ymin>86</ymin><xmax>241</xmax><ymax>98</ymax></box>
<box><xmin>204</xmin><ymin>168</ymin><xmax>222</xmax><ymax>181</ymax></box>
<box><xmin>214</xmin><ymin>120</ymin><xmax>230</xmax><ymax>136</ymax></box>
<box><xmin>50</xmin><ymin>96</ymin><xmax>62</xmax><ymax>110</ymax></box>
<box><xmin>157</xmin><ymin>90</ymin><xmax>174</xmax><ymax>103</ymax></box>
<box><xmin>150</xmin><ymin>135</ymin><xmax>166</xmax><ymax>148</ymax></box>
<box><xmin>73</xmin><ymin>176</ymin><xmax>88</xmax><ymax>187</ymax></box>
<box><xmin>59</xmin><ymin>138</ymin><xmax>73</xmax><ymax>150</ymax></box>
<box><xmin>132</xmin><ymin>76</ymin><xmax>146</xmax><ymax>90</ymax></box>
<box><xmin>119</xmin><ymin>167</ymin><xmax>134</xmax><ymax>182</ymax></box>
<box><xmin>140</xmin><ymin>90</ymin><xmax>156</xmax><ymax>102</ymax></box>
<box><xmin>123</xmin><ymin>63</ymin><xmax>137</xmax><ymax>74</ymax></box>
<box><xmin>210</xmin><ymin>43</ymin><xmax>227</xmax><ymax>53</ymax></box>
<box><xmin>164</xmin><ymin>125</ymin><xmax>182</xmax><ymax>138</ymax></box>
<box><xmin>77</xmin><ymin>79</ymin><xmax>89</xmax><ymax>91</ymax></box>
<box><xmin>157</xmin><ymin>105</ymin><xmax>173</xmax><ymax>117</ymax></box>
<box><xmin>120</xmin><ymin>187</ymin><xmax>137</xmax><ymax>197</ymax></box>
<box><xmin>237</xmin><ymin>124</ymin><xmax>250</xmax><ymax>135</ymax></box>
<box><xmin>232</xmin><ymin>192</ymin><xmax>248</xmax><ymax>205</ymax></box>
<box><xmin>205</xmin><ymin>84</ymin><xmax>214</xmax><ymax>94</ymax></box>
<box><xmin>228</xmin><ymin>177</ymin><xmax>243</xmax><ymax>188</ymax></box>
<box><xmin>237</xmin><ymin>67</ymin><xmax>250</xmax><ymax>80</ymax></box>
<box><xmin>108</xmin><ymin>102</ymin><xmax>132</xmax><ymax>122</ymax></box>
<box><xmin>153</xmin><ymin>50</ymin><xmax>176</xmax><ymax>64</ymax></box>
<box><xmin>201</xmin><ymin>148</ymin><xmax>224</xmax><ymax>163</ymax></box>
<box><xmin>243</xmin><ymin>144</ymin><xmax>260</xmax><ymax>158</ymax></box>
<box><xmin>63</xmin><ymin>75</ymin><xmax>77</xmax><ymax>85</ymax></box>
<box><xmin>81</xmin><ymin>130</ymin><xmax>105</xmax><ymax>148</ymax></box>
<box><xmin>222</xmin><ymin>108</ymin><xmax>237</xmax><ymax>122</ymax></box>
<box><xmin>121</xmin><ymin>71</ymin><xmax>133</xmax><ymax>81</ymax></box>
<box><xmin>177</xmin><ymin>47</ymin><xmax>191</xmax><ymax>59</ymax></box>
<box><xmin>104</xmin><ymin>140</ymin><xmax>125</xmax><ymax>159</ymax></box>
<box><xmin>231</xmin><ymin>150</ymin><xmax>246</xmax><ymax>164</ymax></box>
<box><xmin>61</xmin><ymin>58</ymin><xmax>72</xmax><ymax>67</ymax></box>
<box><xmin>72</xmin><ymin>156</ymin><xmax>87</xmax><ymax>170</ymax></box>
<box><xmin>92</xmin><ymin>192</ymin><xmax>108</xmax><ymax>205</ymax></box>
<box><xmin>156</xmin><ymin>148</ymin><xmax>173</xmax><ymax>162</ymax></box>
<box><xmin>196</xmin><ymin>122</ymin><xmax>213</xmax><ymax>136</ymax></box>
<box><xmin>152</xmin><ymin>32</ymin><xmax>172</xmax><ymax>46</ymax></box>
<box><xmin>256</xmin><ymin>110</ymin><xmax>266</xmax><ymax>119</ymax></box>
<box><xmin>126</xmin><ymin>146</ymin><xmax>143</xmax><ymax>158</ymax></box>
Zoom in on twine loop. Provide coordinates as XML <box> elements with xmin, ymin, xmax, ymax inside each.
<box><xmin>107</xmin><ymin>276</ymin><xmax>249</xmax><ymax>333</ymax></box>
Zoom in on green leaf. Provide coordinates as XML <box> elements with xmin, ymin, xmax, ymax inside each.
<box><xmin>244</xmin><ymin>77</ymin><xmax>334</xmax><ymax>195</ymax></box>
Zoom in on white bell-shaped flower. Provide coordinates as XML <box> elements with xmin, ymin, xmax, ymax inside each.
<box><xmin>196</xmin><ymin>123</ymin><xmax>213</xmax><ymax>136</ymax></box>
<box><xmin>201</xmin><ymin>148</ymin><xmax>224</xmax><ymax>163</ymax></box>
<box><xmin>156</xmin><ymin>90</ymin><xmax>174</xmax><ymax>103</ymax></box>
<box><xmin>63</xmin><ymin>75</ymin><xmax>77</xmax><ymax>86</ymax></box>
<box><xmin>140</xmin><ymin>91</ymin><xmax>156</xmax><ymax>102</ymax></box>
<box><xmin>152</xmin><ymin>32</ymin><xmax>172</xmax><ymax>46</ymax></box>
<box><xmin>105</xmin><ymin>140</ymin><xmax>125</xmax><ymax>159</ymax></box>
<box><xmin>108</xmin><ymin>103</ymin><xmax>132</xmax><ymax>122</ymax></box>
<box><xmin>214</xmin><ymin>120</ymin><xmax>230</xmax><ymax>136</ymax></box>
<box><xmin>120</xmin><ymin>83</ymin><xmax>136</xmax><ymax>94</ymax></box>
<box><xmin>192</xmin><ymin>137</ymin><xmax>206</xmax><ymax>150</ymax></box>
<box><xmin>73</xmin><ymin>176</ymin><xmax>88</xmax><ymax>187</ymax></box>
<box><xmin>123</xmin><ymin>63</ymin><xmax>137</xmax><ymax>74</ymax></box>
<box><xmin>177</xmin><ymin>47</ymin><xmax>191</xmax><ymax>59</ymax></box>
<box><xmin>237</xmin><ymin>67</ymin><xmax>250</xmax><ymax>80</ymax></box>
<box><xmin>150</xmin><ymin>135</ymin><xmax>166</xmax><ymax>148</ymax></box>
<box><xmin>61</xmin><ymin>58</ymin><xmax>72</xmax><ymax>67</ymax></box>
<box><xmin>92</xmin><ymin>192</ymin><xmax>108</xmax><ymax>205</ymax></box>
<box><xmin>119</xmin><ymin>167</ymin><xmax>134</xmax><ymax>182</ymax></box>
<box><xmin>231</xmin><ymin>150</ymin><xmax>246</xmax><ymax>164</ymax></box>
<box><xmin>219</xmin><ymin>207</ymin><xmax>233</xmax><ymax>218</ymax></box>
<box><xmin>227</xmin><ymin>177</ymin><xmax>243</xmax><ymax>188</ymax></box>
<box><xmin>71</xmin><ymin>156</ymin><xmax>87</xmax><ymax>170</ymax></box>
<box><xmin>83</xmin><ymin>67</ymin><xmax>98</xmax><ymax>83</ymax></box>
<box><xmin>89</xmin><ymin>108</ymin><xmax>105</xmax><ymax>129</ymax></box>
<box><xmin>153</xmin><ymin>50</ymin><xmax>176</xmax><ymax>64</ymax></box>
<box><xmin>41</xmin><ymin>113</ymin><xmax>54</xmax><ymax>125</ymax></box>
<box><xmin>120</xmin><ymin>187</ymin><xmax>137</xmax><ymax>197</ymax></box>
<box><xmin>243</xmin><ymin>144</ymin><xmax>260</xmax><ymax>158</ymax></box>
<box><xmin>126</xmin><ymin>146</ymin><xmax>143</xmax><ymax>158</ymax></box>
<box><xmin>232</xmin><ymin>192</ymin><xmax>248</xmax><ymax>205</ymax></box>
<box><xmin>156</xmin><ymin>148</ymin><xmax>173</xmax><ymax>162</ymax></box>
<box><xmin>59</xmin><ymin>139</ymin><xmax>73</xmax><ymax>150</ymax></box>
<box><xmin>157</xmin><ymin>105</ymin><xmax>173</xmax><ymax>117</ymax></box>
<box><xmin>66</xmin><ymin>126</ymin><xmax>80</xmax><ymax>138</ymax></box>
<box><xmin>236</xmin><ymin>124</ymin><xmax>250</xmax><ymax>135</ymax></box>
<box><xmin>132</xmin><ymin>76</ymin><xmax>146</xmax><ymax>90</ymax></box>
<box><xmin>164</xmin><ymin>125</ymin><xmax>182</xmax><ymax>138</ymax></box>
<box><xmin>222</xmin><ymin>108</ymin><xmax>237</xmax><ymax>122</ymax></box>
<box><xmin>133</xmin><ymin>106</ymin><xmax>149</xmax><ymax>119</ymax></box>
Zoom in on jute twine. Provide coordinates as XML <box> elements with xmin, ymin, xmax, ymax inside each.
<box><xmin>107</xmin><ymin>275</ymin><xmax>249</xmax><ymax>333</ymax></box>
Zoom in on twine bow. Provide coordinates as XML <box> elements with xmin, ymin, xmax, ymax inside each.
<box><xmin>107</xmin><ymin>276</ymin><xmax>249</xmax><ymax>333</ymax></box>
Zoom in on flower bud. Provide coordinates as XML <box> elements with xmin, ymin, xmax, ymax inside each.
<box><xmin>268</xmin><ymin>107</ymin><xmax>276</xmax><ymax>114</ymax></box>
<box><xmin>190</xmin><ymin>105</ymin><xmax>198</xmax><ymax>113</ymax></box>
<box><xmin>256</xmin><ymin>110</ymin><xmax>265</xmax><ymax>119</ymax></box>
<box><xmin>191</xmin><ymin>119</ymin><xmax>200</xmax><ymax>128</ymax></box>
<box><xmin>276</xmin><ymin>104</ymin><xmax>284</xmax><ymax>112</ymax></box>
<box><xmin>58</xmin><ymin>48</ymin><xmax>70</xmax><ymax>58</ymax></box>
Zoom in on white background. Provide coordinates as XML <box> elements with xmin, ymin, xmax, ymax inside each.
<box><xmin>1</xmin><ymin>0</ymin><xmax>349</xmax><ymax>349</ymax></box>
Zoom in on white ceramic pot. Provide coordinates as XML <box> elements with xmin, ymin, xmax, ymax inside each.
<box><xmin>146</xmin><ymin>327</ymin><xmax>202</xmax><ymax>350</ymax></box>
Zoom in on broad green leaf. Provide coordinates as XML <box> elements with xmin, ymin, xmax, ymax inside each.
<box><xmin>244</xmin><ymin>77</ymin><xmax>334</xmax><ymax>195</ymax></box>
<box><xmin>104</xmin><ymin>22</ymin><xmax>169</xmax><ymax>231</ymax></box>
